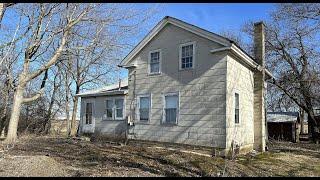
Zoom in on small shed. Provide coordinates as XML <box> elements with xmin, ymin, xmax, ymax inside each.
<box><xmin>267</xmin><ymin>112</ymin><xmax>299</xmax><ymax>142</ymax></box>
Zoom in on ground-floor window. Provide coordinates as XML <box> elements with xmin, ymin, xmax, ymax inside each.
<box><xmin>163</xmin><ymin>93</ymin><xmax>179</xmax><ymax>124</ymax></box>
<box><xmin>85</xmin><ymin>102</ymin><xmax>93</xmax><ymax>124</ymax></box>
<box><xmin>104</xmin><ymin>97</ymin><xmax>125</xmax><ymax>120</ymax></box>
<box><xmin>137</xmin><ymin>94</ymin><xmax>151</xmax><ymax>122</ymax></box>
<box><xmin>106</xmin><ymin>99</ymin><xmax>113</xmax><ymax>119</ymax></box>
<box><xmin>115</xmin><ymin>98</ymin><xmax>124</xmax><ymax>119</ymax></box>
<box><xmin>235</xmin><ymin>93</ymin><xmax>240</xmax><ymax>124</ymax></box>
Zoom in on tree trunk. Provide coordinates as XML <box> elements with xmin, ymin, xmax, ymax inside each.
<box><xmin>44</xmin><ymin>77</ymin><xmax>58</xmax><ymax>134</ymax></box>
<box><xmin>5</xmin><ymin>85</ymin><xmax>24</xmax><ymax>144</ymax></box>
<box><xmin>306</xmin><ymin>109</ymin><xmax>319</xmax><ymax>144</ymax></box>
<box><xmin>65</xmin><ymin>93</ymin><xmax>70</xmax><ymax>137</ymax></box>
<box><xmin>300</xmin><ymin>109</ymin><xmax>305</xmax><ymax>135</ymax></box>
<box><xmin>65</xmin><ymin>72</ymin><xmax>71</xmax><ymax>137</ymax></box>
<box><xmin>70</xmin><ymin>96</ymin><xmax>79</xmax><ymax>137</ymax></box>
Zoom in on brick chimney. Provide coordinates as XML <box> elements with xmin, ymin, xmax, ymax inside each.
<box><xmin>253</xmin><ymin>22</ymin><xmax>266</xmax><ymax>152</ymax></box>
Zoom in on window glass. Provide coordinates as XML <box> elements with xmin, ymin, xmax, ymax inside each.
<box><xmin>181</xmin><ymin>44</ymin><xmax>193</xmax><ymax>69</ymax></box>
<box><xmin>235</xmin><ymin>93</ymin><xmax>239</xmax><ymax>124</ymax></box>
<box><xmin>85</xmin><ymin>103</ymin><xmax>92</xmax><ymax>124</ymax></box>
<box><xmin>115</xmin><ymin>99</ymin><xmax>124</xmax><ymax>118</ymax></box>
<box><xmin>106</xmin><ymin>100</ymin><xmax>113</xmax><ymax>118</ymax></box>
<box><xmin>150</xmin><ymin>51</ymin><xmax>160</xmax><ymax>73</ymax></box>
<box><xmin>139</xmin><ymin>96</ymin><xmax>150</xmax><ymax>121</ymax></box>
<box><xmin>165</xmin><ymin>95</ymin><xmax>178</xmax><ymax>124</ymax></box>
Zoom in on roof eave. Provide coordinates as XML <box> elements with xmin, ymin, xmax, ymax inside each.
<box><xmin>76</xmin><ymin>90</ymin><xmax>128</xmax><ymax>98</ymax></box>
<box><xmin>210</xmin><ymin>44</ymin><xmax>274</xmax><ymax>79</ymax></box>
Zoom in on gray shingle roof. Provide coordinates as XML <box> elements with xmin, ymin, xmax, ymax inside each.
<box><xmin>267</xmin><ymin>112</ymin><xmax>299</xmax><ymax>123</ymax></box>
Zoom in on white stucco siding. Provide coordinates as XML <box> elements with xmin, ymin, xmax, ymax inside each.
<box><xmin>226</xmin><ymin>54</ymin><xmax>255</xmax><ymax>151</ymax></box>
<box><xmin>80</xmin><ymin>95</ymin><xmax>127</xmax><ymax>136</ymax></box>
<box><xmin>126</xmin><ymin>23</ymin><xmax>228</xmax><ymax>148</ymax></box>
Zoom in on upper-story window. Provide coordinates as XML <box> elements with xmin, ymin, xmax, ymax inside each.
<box><xmin>149</xmin><ymin>49</ymin><xmax>161</xmax><ymax>74</ymax></box>
<box><xmin>179</xmin><ymin>42</ymin><xmax>195</xmax><ymax>70</ymax></box>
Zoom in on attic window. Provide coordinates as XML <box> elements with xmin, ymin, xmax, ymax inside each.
<box><xmin>179</xmin><ymin>42</ymin><xmax>195</xmax><ymax>70</ymax></box>
<box><xmin>149</xmin><ymin>49</ymin><xmax>161</xmax><ymax>74</ymax></box>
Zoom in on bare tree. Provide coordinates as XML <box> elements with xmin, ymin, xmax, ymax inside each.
<box><xmin>0</xmin><ymin>3</ymin><xmax>157</xmax><ymax>142</ymax></box>
<box><xmin>60</xmin><ymin>4</ymin><xmax>156</xmax><ymax>137</ymax></box>
<box><xmin>240</xmin><ymin>3</ymin><xmax>320</xmax><ymax>142</ymax></box>
<box><xmin>264</xmin><ymin>4</ymin><xmax>320</xmax><ymax>142</ymax></box>
<box><xmin>4</xmin><ymin>3</ymin><xmax>101</xmax><ymax>143</ymax></box>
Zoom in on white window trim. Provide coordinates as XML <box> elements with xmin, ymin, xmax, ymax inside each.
<box><xmin>234</xmin><ymin>91</ymin><xmax>240</xmax><ymax>125</ymax></box>
<box><xmin>104</xmin><ymin>97</ymin><xmax>125</xmax><ymax>121</ymax></box>
<box><xmin>105</xmin><ymin>98</ymin><xmax>114</xmax><ymax>120</ymax></box>
<box><xmin>148</xmin><ymin>49</ymin><xmax>162</xmax><ymax>75</ymax></box>
<box><xmin>115</xmin><ymin>97</ymin><xmax>125</xmax><ymax>120</ymax></box>
<box><xmin>179</xmin><ymin>41</ymin><xmax>196</xmax><ymax>70</ymax></box>
<box><xmin>162</xmin><ymin>92</ymin><xmax>180</xmax><ymax>125</ymax></box>
<box><xmin>83</xmin><ymin>99</ymin><xmax>95</xmax><ymax>127</ymax></box>
<box><xmin>136</xmin><ymin>94</ymin><xmax>152</xmax><ymax>123</ymax></box>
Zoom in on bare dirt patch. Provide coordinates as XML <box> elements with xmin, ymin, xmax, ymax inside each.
<box><xmin>0</xmin><ymin>155</ymin><xmax>68</xmax><ymax>177</ymax></box>
<box><xmin>0</xmin><ymin>136</ymin><xmax>319</xmax><ymax>177</ymax></box>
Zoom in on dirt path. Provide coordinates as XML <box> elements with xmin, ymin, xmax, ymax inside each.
<box><xmin>0</xmin><ymin>136</ymin><xmax>319</xmax><ymax>177</ymax></box>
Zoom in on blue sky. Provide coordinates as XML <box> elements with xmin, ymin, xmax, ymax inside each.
<box><xmin>157</xmin><ymin>3</ymin><xmax>274</xmax><ymax>33</ymax></box>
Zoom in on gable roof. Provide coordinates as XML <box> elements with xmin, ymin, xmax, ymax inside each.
<box><xmin>119</xmin><ymin>16</ymin><xmax>274</xmax><ymax>79</ymax></box>
<box><xmin>119</xmin><ymin>16</ymin><xmax>233</xmax><ymax>67</ymax></box>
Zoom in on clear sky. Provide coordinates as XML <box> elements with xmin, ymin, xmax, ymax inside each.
<box><xmin>155</xmin><ymin>3</ymin><xmax>274</xmax><ymax>33</ymax></box>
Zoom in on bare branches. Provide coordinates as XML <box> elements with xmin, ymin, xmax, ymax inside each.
<box><xmin>262</xmin><ymin>4</ymin><xmax>320</xmax><ymax>139</ymax></box>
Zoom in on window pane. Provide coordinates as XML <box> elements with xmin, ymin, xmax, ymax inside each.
<box><xmin>139</xmin><ymin>97</ymin><xmax>150</xmax><ymax>121</ymax></box>
<box><xmin>150</xmin><ymin>63</ymin><xmax>159</xmax><ymax>73</ymax></box>
<box><xmin>165</xmin><ymin>95</ymin><xmax>178</xmax><ymax>108</ymax></box>
<box><xmin>235</xmin><ymin>93</ymin><xmax>239</xmax><ymax>124</ymax></box>
<box><xmin>181</xmin><ymin>44</ymin><xmax>193</xmax><ymax>69</ymax></box>
<box><xmin>165</xmin><ymin>95</ymin><xmax>178</xmax><ymax>123</ymax></box>
<box><xmin>139</xmin><ymin>109</ymin><xmax>149</xmax><ymax>121</ymax></box>
<box><xmin>165</xmin><ymin>108</ymin><xmax>176</xmax><ymax>123</ymax></box>
<box><xmin>115</xmin><ymin>99</ymin><xmax>123</xmax><ymax>108</ymax></box>
<box><xmin>107</xmin><ymin>109</ymin><xmax>113</xmax><ymax>118</ymax></box>
<box><xmin>235</xmin><ymin>109</ymin><xmax>239</xmax><ymax>124</ymax></box>
<box><xmin>116</xmin><ymin>109</ymin><xmax>123</xmax><ymax>118</ymax></box>
<box><xmin>140</xmin><ymin>97</ymin><xmax>150</xmax><ymax>109</ymax></box>
<box><xmin>85</xmin><ymin>114</ymin><xmax>89</xmax><ymax>124</ymax></box>
<box><xmin>235</xmin><ymin>93</ymin><xmax>239</xmax><ymax>109</ymax></box>
<box><xmin>86</xmin><ymin>103</ymin><xmax>92</xmax><ymax>124</ymax></box>
<box><xmin>150</xmin><ymin>52</ymin><xmax>159</xmax><ymax>63</ymax></box>
<box><xmin>86</xmin><ymin>103</ymin><xmax>92</xmax><ymax>113</ymax></box>
<box><xmin>106</xmin><ymin>100</ymin><xmax>113</xmax><ymax>109</ymax></box>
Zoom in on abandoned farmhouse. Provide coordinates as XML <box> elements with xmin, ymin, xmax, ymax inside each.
<box><xmin>77</xmin><ymin>16</ymin><xmax>274</xmax><ymax>154</ymax></box>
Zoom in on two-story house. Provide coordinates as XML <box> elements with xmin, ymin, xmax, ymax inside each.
<box><xmin>77</xmin><ymin>16</ymin><xmax>273</xmax><ymax>155</ymax></box>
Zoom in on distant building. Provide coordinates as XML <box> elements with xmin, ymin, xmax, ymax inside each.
<box><xmin>267</xmin><ymin>112</ymin><xmax>306</xmax><ymax>142</ymax></box>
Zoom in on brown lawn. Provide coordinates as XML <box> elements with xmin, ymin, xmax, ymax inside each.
<box><xmin>0</xmin><ymin>136</ymin><xmax>319</xmax><ymax>177</ymax></box>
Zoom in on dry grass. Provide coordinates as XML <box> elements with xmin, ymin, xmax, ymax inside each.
<box><xmin>0</xmin><ymin>136</ymin><xmax>319</xmax><ymax>177</ymax></box>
